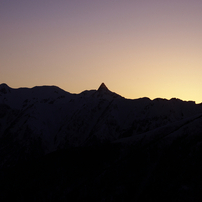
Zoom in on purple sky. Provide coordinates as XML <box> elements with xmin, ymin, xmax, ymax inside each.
<box><xmin>1</xmin><ymin>0</ymin><xmax>202</xmax><ymax>102</ymax></box>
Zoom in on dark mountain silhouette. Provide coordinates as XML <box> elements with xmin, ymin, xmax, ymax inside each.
<box><xmin>98</xmin><ymin>82</ymin><xmax>108</xmax><ymax>91</ymax></box>
<box><xmin>0</xmin><ymin>83</ymin><xmax>202</xmax><ymax>201</ymax></box>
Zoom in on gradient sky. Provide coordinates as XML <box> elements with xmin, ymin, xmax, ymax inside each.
<box><xmin>1</xmin><ymin>0</ymin><xmax>202</xmax><ymax>102</ymax></box>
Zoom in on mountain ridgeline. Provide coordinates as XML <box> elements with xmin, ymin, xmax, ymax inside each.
<box><xmin>1</xmin><ymin>83</ymin><xmax>202</xmax><ymax>201</ymax></box>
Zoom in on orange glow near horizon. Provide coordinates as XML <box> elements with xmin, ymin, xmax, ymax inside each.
<box><xmin>1</xmin><ymin>1</ymin><xmax>202</xmax><ymax>103</ymax></box>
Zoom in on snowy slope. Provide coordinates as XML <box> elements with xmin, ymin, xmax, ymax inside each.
<box><xmin>0</xmin><ymin>82</ymin><xmax>202</xmax><ymax>168</ymax></box>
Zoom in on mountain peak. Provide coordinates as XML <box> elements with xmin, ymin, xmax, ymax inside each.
<box><xmin>0</xmin><ymin>83</ymin><xmax>11</xmax><ymax>94</ymax></box>
<box><xmin>98</xmin><ymin>83</ymin><xmax>109</xmax><ymax>91</ymax></box>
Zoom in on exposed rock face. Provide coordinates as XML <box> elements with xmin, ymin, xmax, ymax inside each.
<box><xmin>97</xmin><ymin>82</ymin><xmax>109</xmax><ymax>91</ymax></box>
<box><xmin>0</xmin><ymin>83</ymin><xmax>202</xmax><ymax>201</ymax></box>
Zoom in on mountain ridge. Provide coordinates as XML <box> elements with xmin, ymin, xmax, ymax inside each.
<box><xmin>0</xmin><ymin>82</ymin><xmax>201</xmax><ymax>154</ymax></box>
<box><xmin>0</xmin><ymin>82</ymin><xmax>198</xmax><ymax>103</ymax></box>
<box><xmin>1</xmin><ymin>82</ymin><xmax>202</xmax><ymax>201</ymax></box>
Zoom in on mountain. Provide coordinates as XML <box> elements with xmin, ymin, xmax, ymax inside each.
<box><xmin>0</xmin><ymin>83</ymin><xmax>202</xmax><ymax>201</ymax></box>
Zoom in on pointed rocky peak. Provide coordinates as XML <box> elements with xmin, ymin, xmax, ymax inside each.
<box><xmin>95</xmin><ymin>82</ymin><xmax>122</xmax><ymax>99</ymax></box>
<box><xmin>97</xmin><ymin>83</ymin><xmax>109</xmax><ymax>92</ymax></box>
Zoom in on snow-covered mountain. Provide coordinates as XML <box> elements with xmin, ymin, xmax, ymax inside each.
<box><xmin>1</xmin><ymin>82</ymin><xmax>202</xmax><ymax>201</ymax></box>
<box><xmin>1</xmin><ymin>83</ymin><xmax>201</xmax><ymax>159</ymax></box>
